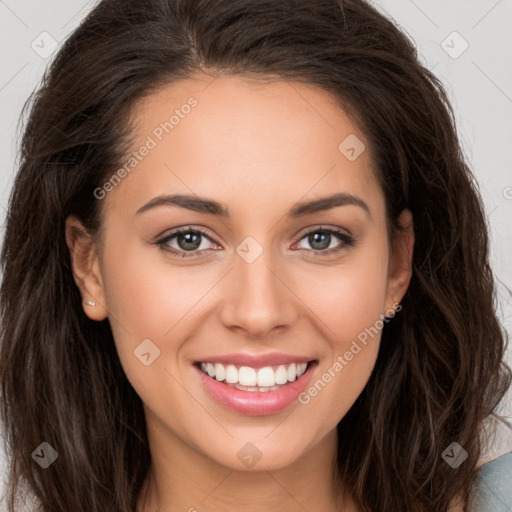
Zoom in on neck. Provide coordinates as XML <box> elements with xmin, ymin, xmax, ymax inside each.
<box><xmin>137</xmin><ymin>411</ymin><xmax>356</xmax><ymax>512</ymax></box>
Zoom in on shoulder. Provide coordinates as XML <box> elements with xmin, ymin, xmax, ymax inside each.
<box><xmin>467</xmin><ymin>451</ymin><xmax>512</xmax><ymax>512</ymax></box>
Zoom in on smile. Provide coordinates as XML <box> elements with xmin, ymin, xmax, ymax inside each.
<box><xmin>193</xmin><ymin>356</ymin><xmax>318</xmax><ymax>415</ymax></box>
<box><xmin>198</xmin><ymin>361</ymin><xmax>309</xmax><ymax>391</ymax></box>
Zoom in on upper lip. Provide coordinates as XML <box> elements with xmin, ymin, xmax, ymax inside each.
<box><xmin>195</xmin><ymin>352</ymin><xmax>316</xmax><ymax>367</ymax></box>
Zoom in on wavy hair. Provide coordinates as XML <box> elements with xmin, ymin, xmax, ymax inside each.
<box><xmin>1</xmin><ymin>0</ymin><xmax>510</xmax><ymax>511</ymax></box>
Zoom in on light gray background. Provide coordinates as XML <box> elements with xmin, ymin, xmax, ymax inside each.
<box><xmin>1</xmin><ymin>0</ymin><xmax>511</xmax><ymax>509</ymax></box>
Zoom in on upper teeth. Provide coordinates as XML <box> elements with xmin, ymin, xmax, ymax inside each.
<box><xmin>200</xmin><ymin>362</ymin><xmax>308</xmax><ymax>386</ymax></box>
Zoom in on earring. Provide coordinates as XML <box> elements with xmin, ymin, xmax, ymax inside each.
<box><xmin>83</xmin><ymin>300</ymin><xmax>96</xmax><ymax>307</ymax></box>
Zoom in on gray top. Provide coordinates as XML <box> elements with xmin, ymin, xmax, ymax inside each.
<box><xmin>469</xmin><ymin>452</ymin><xmax>512</xmax><ymax>511</ymax></box>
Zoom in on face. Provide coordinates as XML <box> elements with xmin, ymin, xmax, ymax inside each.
<box><xmin>67</xmin><ymin>74</ymin><xmax>413</xmax><ymax>473</ymax></box>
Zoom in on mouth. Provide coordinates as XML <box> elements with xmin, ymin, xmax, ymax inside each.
<box><xmin>193</xmin><ymin>358</ymin><xmax>319</xmax><ymax>415</ymax></box>
<box><xmin>194</xmin><ymin>360</ymin><xmax>315</xmax><ymax>391</ymax></box>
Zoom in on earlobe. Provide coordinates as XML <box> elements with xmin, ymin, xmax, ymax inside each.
<box><xmin>384</xmin><ymin>208</ymin><xmax>414</xmax><ymax>313</ymax></box>
<box><xmin>65</xmin><ymin>216</ymin><xmax>108</xmax><ymax>321</ymax></box>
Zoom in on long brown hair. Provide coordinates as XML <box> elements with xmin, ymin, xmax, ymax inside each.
<box><xmin>1</xmin><ymin>0</ymin><xmax>510</xmax><ymax>510</ymax></box>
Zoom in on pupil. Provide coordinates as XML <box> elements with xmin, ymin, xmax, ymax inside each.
<box><xmin>310</xmin><ymin>232</ymin><xmax>330</xmax><ymax>250</ymax></box>
<box><xmin>179</xmin><ymin>232</ymin><xmax>200</xmax><ymax>251</ymax></box>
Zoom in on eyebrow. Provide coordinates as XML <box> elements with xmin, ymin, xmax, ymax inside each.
<box><xmin>135</xmin><ymin>192</ymin><xmax>371</xmax><ymax>219</ymax></box>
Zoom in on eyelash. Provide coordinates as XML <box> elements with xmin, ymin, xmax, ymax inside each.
<box><xmin>155</xmin><ymin>225</ymin><xmax>356</xmax><ymax>259</ymax></box>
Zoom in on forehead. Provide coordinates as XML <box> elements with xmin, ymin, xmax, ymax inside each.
<box><xmin>104</xmin><ymin>74</ymin><xmax>384</xmax><ymax>220</ymax></box>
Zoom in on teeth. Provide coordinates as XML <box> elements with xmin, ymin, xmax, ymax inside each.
<box><xmin>214</xmin><ymin>363</ymin><xmax>225</xmax><ymax>382</ymax></box>
<box><xmin>225</xmin><ymin>364</ymin><xmax>238</xmax><ymax>384</ymax></box>
<box><xmin>199</xmin><ymin>361</ymin><xmax>310</xmax><ymax>386</ymax></box>
<box><xmin>275</xmin><ymin>365</ymin><xmax>288</xmax><ymax>385</ymax></box>
<box><xmin>239</xmin><ymin>366</ymin><xmax>257</xmax><ymax>386</ymax></box>
<box><xmin>287</xmin><ymin>363</ymin><xmax>297</xmax><ymax>382</ymax></box>
<box><xmin>256</xmin><ymin>367</ymin><xmax>275</xmax><ymax>387</ymax></box>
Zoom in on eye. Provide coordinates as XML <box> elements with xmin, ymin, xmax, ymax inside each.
<box><xmin>155</xmin><ymin>225</ymin><xmax>355</xmax><ymax>258</ymax></box>
<box><xmin>293</xmin><ymin>226</ymin><xmax>355</xmax><ymax>256</ymax></box>
<box><xmin>155</xmin><ymin>226</ymin><xmax>218</xmax><ymax>258</ymax></box>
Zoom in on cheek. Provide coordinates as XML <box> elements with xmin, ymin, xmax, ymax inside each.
<box><xmin>295</xmin><ymin>237</ymin><xmax>390</xmax><ymax>347</ymax></box>
<box><xmin>294</xmin><ymin>240</ymin><xmax>389</xmax><ymax>420</ymax></box>
<box><xmin>101</xmin><ymin>224</ymin><xmax>211</xmax><ymax>335</ymax></box>
<box><xmin>99</xmin><ymin>235</ymin><xmax>223</xmax><ymax>397</ymax></box>
<box><xmin>99</xmin><ymin>236</ymin><xmax>181</xmax><ymax>384</ymax></box>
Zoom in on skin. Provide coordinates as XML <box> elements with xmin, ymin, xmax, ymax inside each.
<box><xmin>66</xmin><ymin>74</ymin><xmax>415</xmax><ymax>511</ymax></box>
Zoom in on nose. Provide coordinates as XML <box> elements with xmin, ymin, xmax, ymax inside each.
<box><xmin>218</xmin><ymin>246</ymin><xmax>298</xmax><ymax>339</ymax></box>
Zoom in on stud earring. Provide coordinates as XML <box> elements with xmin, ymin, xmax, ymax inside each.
<box><xmin>83</xmin><ymin>300</ymin><xmax>96</xmax><ymax>307</ymax></box>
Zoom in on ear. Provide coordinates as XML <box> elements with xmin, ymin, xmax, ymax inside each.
<box><xmin>384</xmin><ymin>208</ymin><xmax>414</xmax><ymax>314</ymax></box>
<box><xmin>65</xmin><ymin>215</ymin><xmax>108</xmax><ymax>321</ymax></box>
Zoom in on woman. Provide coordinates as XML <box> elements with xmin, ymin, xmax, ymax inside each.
<box><xmin>1</xmin><ymin>0</ymin><xmax>511</xmax><ymax>511</ymax></box>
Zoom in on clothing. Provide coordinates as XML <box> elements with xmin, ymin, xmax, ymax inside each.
<box><xmin>469</xmin><ymin>451</ymin><xmax>512</xmax><ymax>511</ymax></box>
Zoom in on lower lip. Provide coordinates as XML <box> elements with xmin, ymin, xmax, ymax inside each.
<box><xmin>194</xmin><ymin>362</ymin><xmax>317</xmax><ymax>416</ymax></box>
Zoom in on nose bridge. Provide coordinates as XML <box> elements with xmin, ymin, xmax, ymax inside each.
<box><xmin>219</xmin><ymin>235</ymin><xmax>296</xmax><ymax>336</ymax></box>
